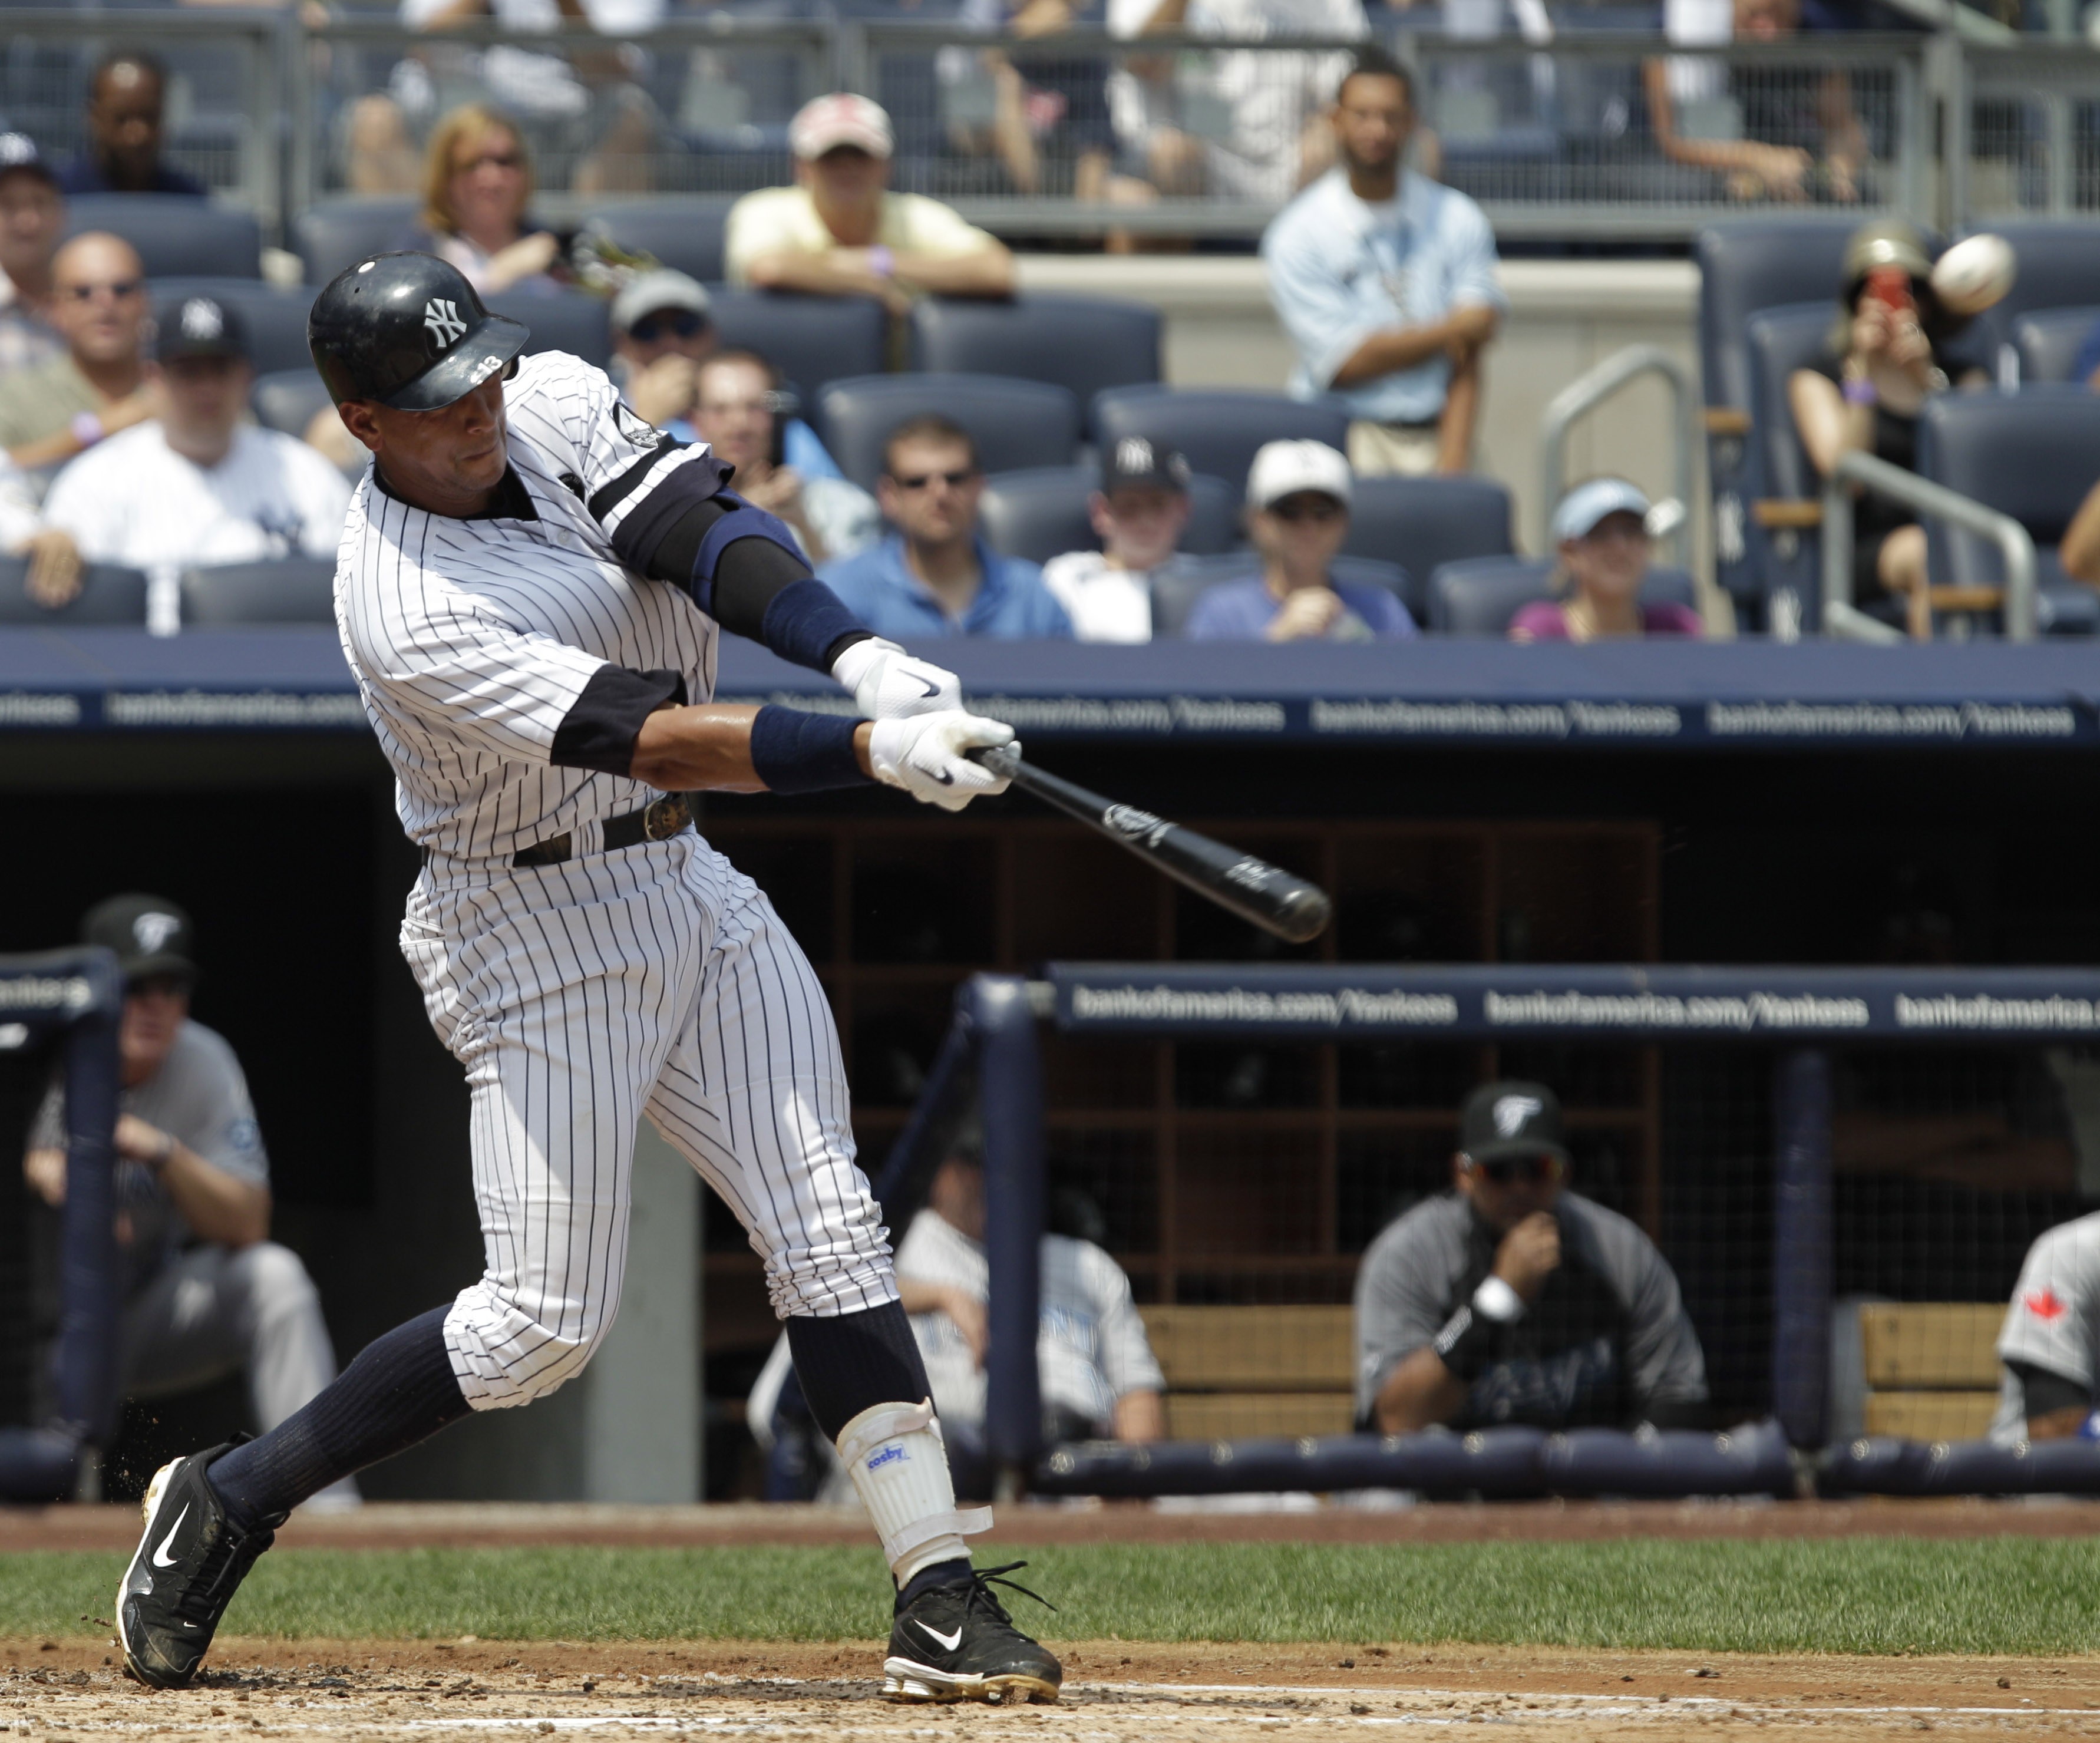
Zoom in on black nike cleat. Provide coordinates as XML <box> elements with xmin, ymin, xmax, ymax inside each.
<box><xmin>883</xmin><ymin>1562</ymin><xmax>1062</xmax><ymax>1705</ymax></box>
<box><xmin>116</xmin><ymin>1442</ymin><xmax>282</xmax><ymax>1689</ymax></box>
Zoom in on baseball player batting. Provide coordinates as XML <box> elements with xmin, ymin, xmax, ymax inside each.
<box><xmin>113</xmin><ymin>252</ymin><xmax>1059</xmax><ymax>1706</ymax></box>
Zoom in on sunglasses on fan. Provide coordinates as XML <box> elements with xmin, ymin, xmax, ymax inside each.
<box><xmin>1465</xmin><ymin>1152</ymin><xmax>1564</xmax><ymax>1187</ymax></box>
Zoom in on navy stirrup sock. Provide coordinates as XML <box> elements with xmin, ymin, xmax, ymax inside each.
<box><xmin>207</xmin><ymin>1305</ymin><xmax>469</xmax><ymax>1528</ymax></box>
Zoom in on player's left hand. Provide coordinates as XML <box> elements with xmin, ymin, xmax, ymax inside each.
<box><xmin>833</xmin><ymin>636</ymin><xmax>963</xmax><ymax>721</ymax></box>
<box><xmin>869</xmin><ymin>710</ymin><xmax>1017</xmax><ymax>812</ymax></box>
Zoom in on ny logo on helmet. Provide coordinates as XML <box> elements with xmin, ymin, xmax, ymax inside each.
<box><xmin>1493</xmin><ymin>1094</ymin><xmax>1543</xmax><ymax>1138</ymax></box>
<box><xmin>424</xmin><ymin>299</ymin><xmax>467</xmax><ymax>348</ymax></box>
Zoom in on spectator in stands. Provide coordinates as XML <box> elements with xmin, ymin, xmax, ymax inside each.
<box><xmin>1186</xmin><ymin>440</ymin><xmax>1415</xmax><ymax>641</ymax></box>
<box><xmin>1643</xmin><ymin>0</ymin><xmax>1867</xmax><ymax>203</ymax></box>
<box><xmin>1355</xmin><ymin>1080</ymin><xmax>1709</xmax><ymax>1435</ymax></box>
<box><xmin>1263</xmin><ymin>49</ymin><xmax>1503</xmax><ymax>479</ymax></box>
<box><xmin>21</xmin><ymin>895</ymin><xmax>355</xmax><ymax>1509</ymax></box>
<box><xmin>1041</xmin><ymin>437</ymin><xmax>1194</xmax><ymax>642</ymax></box>
<box><xmin>60</xmin><ymin>52</ymin><xmax>207</xmax><ymax>199</ymax></box>
<box><xmin>1989</xmin><ymin>1211</ymin><xmax>2100</xmax><ymax>1446</ymax></box>
<box><xmin>0</xmin><ymin>135</ymin><xmax>63</xmax><ymax>377</ymax></box>
<box><xmin>26</xmin><ymin>294</ymin><xmax>351</xmax><ymax>608</ymax></box>
<box><xmin>1110</xmin><ymin>0</ymin><xmax>1366</xmax><ymax>205</ymax></box>
<box><xmin>820</xmin><ymin>414</ymin><xmax>1072</xmax><ymax>638</ymax></box>
<box><xmin>0</xmin><ymin>233</ymin><xmax>157</xmax><ymax>486</ymax></box>
<box><xmin>1788</xmin><ymin>220</ymin><xmax>1983</xmax><ymax>641</ymax></box>
<box><xmin>1510</xmin><ymin>479</ymin><xmax>1704</xmax><ymax>642</ymax></box>
<box><xmin>402</xmin><ymin>104</ymin><xmax>566</xmax><ymax>298</ymax></box>
<box><xmin>690</xmin><ymin>349</ymin><xmax>877</xmax><ymax>566</ymax></box>
<box><xmin>725</xmin><ymin>95</ymin><xmax>1016</xmax><ymax>310</ymax></box>
<box><xmin>2058</xmin><ymin>476</ymin><xmax>2100</xmax><ymax>587</ymax></box>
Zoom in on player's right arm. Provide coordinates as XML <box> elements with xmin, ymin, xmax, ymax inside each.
<box><xmin>1997</xmin><ymin>1224</ymin><xmax>2098</xmax><ymax>1440</ymax></box>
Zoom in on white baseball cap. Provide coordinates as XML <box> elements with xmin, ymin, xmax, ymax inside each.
<box><xmin>1551</xmin><ymin>477</ymin><xmax>1652</xmax><ymax>543</ymax></box>
<box><xmin>610</xmin><ymin>269</ymin><xmax>712</xmax><ymax>336</ymax></box>
<box><xmin>790</xmin><ymin>93</ymin><xmax>894</xmax><ymax>161</ymax></box>
<box><xmin>1246</xmin><ymin>439</ymin><xmax>1352</xmax><ymax>512</ymax></box>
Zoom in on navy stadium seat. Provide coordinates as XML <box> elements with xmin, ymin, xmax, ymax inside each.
<box><xmin>491</xmin><ymin>290</ymin><xmax>611</xmax><ymax>369</ymax></box>
<box><xmin>1916</xmin><ymin>385</ymin><xmax>2100</xmax><ymax>634</ymax></box>
<box><xmin>2011</xmin><ymin>306</ymin><xmax>2100</xmax><ymax>386</ymax></box>
<box><xmin>252</xmin><ymin>368</ymin><xmax>333</xmax><ymax>441</ymax></box>
<box><xmin>179</xmin><ymin>559</ymin><xmax>338</xmax><ymax>628</ymax></box>
<box><xmin>583</xmin><ymin>197</ymin><xmax>737</xmax><ymax>285</ymax></box>
<box><xmin>1344</xmin><ymin>475</ymin><xmax>1513</xmax><ymax>624</ymax></box>
<box><xmin>1955</xmin><ymin>221</ymin><xmax>2100</xmax><ymax>377</ymax></box>
<box><xmin>708</xmin><ymin>290</ymin><xmax>887</xmax><ymax>400</ymax></box>
<box><xmin>65</xmin><ymin>194</ymin><xmax>262</xmax><ymax>280</ymax></box>
<box><xmin>0</xmin><ymin>558</ymin><xmax>148</xmax><ymax>626</ymax></box>
<box><xmin>1428</xmin><ymin>555</ymin><xmax>1698</xmax><ymax>636</ymax></box>
<box><xmin>1744</xmin><ymin>301</ymin><xmax>1842</xmax><ymax>626</ymax></box>
<box><xmin>910</xmin><ymin>296</ymin><xmax>1161</xmax><ymax>421</ymax></box>
<box><xmin>1152</xmin><ymin>553</ymin><xmax>1414</xmax><ymax>639</ymax></box>
<box><xmin>293</xmin><ymin>197</ymin><xmax>418</xmax><ymax>287</ymax></box>
<box><xmin>1091</xmin><ymin>389</ymin><xmax>1351</xmax><ymax>507</ymax></box>
<box><xmin>817</xmin><ymin>374</ymin><xmax>1081</xmax><ymax>493</ymax></box>
<box><xmin>976</xmin><ymin>466</ymin><xmax>1238</xmax><ymax>565</ymax></box>
<box><xmin>150</xmin><ymin>278</ymin><xmax>316</xmax><ymax>378</ymax></box>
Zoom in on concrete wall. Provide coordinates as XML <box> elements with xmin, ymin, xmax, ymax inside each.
<box><xmin>1015</xmin><ymin>256</ymin><xmax>1719</xmax><ymax>616</ymax></box>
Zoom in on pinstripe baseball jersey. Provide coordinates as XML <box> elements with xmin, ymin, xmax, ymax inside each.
<box><xmin>336</xmin><ymin>348</ymin><xmax>726</xmax><ymax>863</ymax></box>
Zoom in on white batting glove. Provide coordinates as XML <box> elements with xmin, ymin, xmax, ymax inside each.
<box><xmin>868</xmin><ymin>711</ymin><xmax>1018</xmax><ymax>813</ymax></box>
<box><xmin>831</xmin><ymin>636</ymin><xmax>963</xmax><ymax>720</ymax></box>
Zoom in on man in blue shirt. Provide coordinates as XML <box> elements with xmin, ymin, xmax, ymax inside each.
<box><xmin>1186</xmin><ymin>438</ymin><xmax>1416</xmax><ymax>641</ymax></box>
<box><xmin>60</xmin><ymin>54</ymin><xmax>209</xmax><ymax>199</ymax></box>
<box><xmin>1262</xmin><ymin>47</ymin><xmax>1504</xmax><ymax>478</ymax></box>
<box><xmin>820</xmin><ymin>414</ymin><xmax>1074</xmax><ymax>638</ymax></box>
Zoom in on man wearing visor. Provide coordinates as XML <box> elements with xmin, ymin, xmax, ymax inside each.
<box><xmin>1353</xmin><ymin>1081</ymin><xmax>1708</xmax><ymax>1435</ymax></box>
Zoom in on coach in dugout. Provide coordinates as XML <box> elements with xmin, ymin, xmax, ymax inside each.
<box><xmin>1989</xmin><ymin>1211</ymin><xmax>2100</xmax><ymax>1444</ymax></box>
<box><xmin>1354</xmin><ymin>1081</ymin><xmax>1708</xmax><ymax>1434</ymax></box>
<box><xmin>21</xmin><ymin>896</ymin><xmax>356</xmax><ymax>1508</ymax></box>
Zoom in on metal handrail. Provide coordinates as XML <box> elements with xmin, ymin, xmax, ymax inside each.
<box><xmin>1821</xmin><ymin>448</ymin><xmax>2038</xmax><ymax>643</ymax></box>
<box><xmin>1537</xmin><ymin>345</ymin><xmax>1696</xmax><ymax>567</ymax></box>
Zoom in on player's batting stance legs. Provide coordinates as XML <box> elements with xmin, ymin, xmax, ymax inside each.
<box><xmin>114</xmin><ymin>250</ymin><xmax>1056</xmax><ymax>1704</ymax></box>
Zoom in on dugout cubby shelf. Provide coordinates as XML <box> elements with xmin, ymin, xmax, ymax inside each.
<box><xmin>698</xmin><ymin>814</ymin><xmax>1663</xmax><ymax>1325</ymax></box>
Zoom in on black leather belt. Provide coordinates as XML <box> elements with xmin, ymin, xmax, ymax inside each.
<box><xmin>511</xmin><ymin>794</ymin><xmax>692</xmax><ymax>867</ymax></box>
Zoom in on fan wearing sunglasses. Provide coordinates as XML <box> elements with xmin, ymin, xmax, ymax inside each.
<box><xmin>1353</xmin><ymin>1081</ymin><xmax>1708</xmax><ymax>1437</ymax></box>
<box><xmin>0</xmin><ymin>231</ymin><xmax>159</xmax><ymax>478</ymax></box>
<box><xmin>1184</xmin><ymin>439</ymin><xmax>1415</xmax><ymax>642</ymax></box>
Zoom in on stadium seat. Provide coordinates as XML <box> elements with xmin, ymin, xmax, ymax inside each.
<box><xmin>64</xmin><ymin>195</ymin><xmax>262</xmax><ymax>280</ymax></box>
<box><xmin>293</xmin><ymin>197</ymin><xmax>418</xmax><ymax>287</ymax></box>
<box><xmin>976</xmin><ymin>466</ymin><xmax>1239</xmax><ymax>564</ymax></box>
<box><xmin>1153</xmin><ymin>553</ymin><xmax>1414</xmax><ymax>639</ymax></box>
<box><xmin>2011</xmin><ymin>306</ymin><xmax>2100</xmax><ymax>385</ymax></box>
<box><xmin>1916</xmin><ymin>384</ymin><xmax>2100</xmax><ymax>634</ymax></box>
<box><xmin>583</xmin><ymin>197</ymin><xmax>737</xmax><ymax>284</ymax></box>
<box><xmin>252</xmin><ymin>368</ymin><xmax>333</xmax><ymax>441</ymax></box>
<box><xmin>909</xmin><ymin>295</ymin><xmax>1161</xmax><ymax>421</ymax></box>
<box><xmin>0</xmin><ymin>557</ymin><xmax>148</xmax><ymax>626</ymax></box>
<box><xmin>707</xmin><ymin>290</ymin><xmax>887</xmax><ymax>401</ymax></box>
<box><xmin>1955</xmin><ymin>220</ymin><xmax>2100</xmax><ymax>376</ymax></box>
<box><xmin>1744</xmin><ymin>300</ymin><xmax>1845</xmax><ymax>628</ymax></box>
<box><xmin>1428</xmin><ymin>554</ymin><xmax>1697</xmax><ymax>635</ymax></box>
<box><xmin>817</xmin><ymin>374</ymin><xmax>1081</xmax><ymax>492</ymax></box>
<box><xmin>1344</xmin><ymin>475</ymin><xmax>1513</xmax><ymax>623</ymax></box>
<box><xmin>490</xmin><ymin>290</ymin><xmax>611</xmax><ymax>369</ymax></box>
<box><xmin>150</xmin><ymin>278</ymin><xmax>317</xmax><ymax>378</ymax></box>
<box><xmin>179</xmin><ymin>559</ymin><xmax>339</xmax><ymax>628</ymax></box>
<box><xmin>1091</xmin><ymin>389</ymin><xmax>1350</xmax><ymax>507</ymax></box>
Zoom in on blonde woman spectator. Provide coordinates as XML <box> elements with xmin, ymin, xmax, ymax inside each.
<box><xmin>1510</xmin><ymin>480</ymin><xmax>1702</xmax><ymax>642</ymax></box>
<box><xmin>402</xmin><ymin>104</ymin><xmax>566</xmax><ymax>298</ymax></box>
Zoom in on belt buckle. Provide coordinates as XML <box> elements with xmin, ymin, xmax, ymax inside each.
<box><xmin>643</xmin><ymin>795</ymin><xmax>690</xmax><ymax>841</ymax></box>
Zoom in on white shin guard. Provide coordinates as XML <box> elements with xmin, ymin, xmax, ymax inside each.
<box><xmin>836</xmin><ymin>1399</ymin><xmax>992</xmax><ymax>1586</ymax></box>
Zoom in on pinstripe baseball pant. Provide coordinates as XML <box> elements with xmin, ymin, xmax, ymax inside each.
<box><xmin>401</xmin><ymin>830</ymin><xmax>896</xmax><ymax>1411</ymax></box>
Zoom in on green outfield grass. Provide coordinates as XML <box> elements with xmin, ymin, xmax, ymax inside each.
<box><xmin>9</xmin><ymin>1539</ymin><xmax>2100</xmax><ymax>1656</ymax></box>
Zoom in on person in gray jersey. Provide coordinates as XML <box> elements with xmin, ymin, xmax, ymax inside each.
<box><xmin>1989</xmin><ymin>1211</ymin><xmax>2100</xmax><ymax>1445</ymax></box>
<box><xmin>1353</xmin><ymin>1080</ymin><xmax>1708</xmax><ymax>1435</ymax></box>
<box><xmin>22</xmin><ymin>894</ymin><xmax>355</xmax><ymax>1508</ymax></box>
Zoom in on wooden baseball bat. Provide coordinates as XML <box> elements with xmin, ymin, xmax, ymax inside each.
<box><xmin>966</xmin><ymin>745</ymin><xmax>1331</xmax><ymax>945</ymax></box>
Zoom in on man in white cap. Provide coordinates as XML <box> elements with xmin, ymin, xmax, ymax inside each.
<box><xmin>1186</xmin><ymin>439</ymin><xmax>1416</xmax><ymax>642</ymax></box>
<box><xmin>726</xmin><ymin>94</ymin><xmax>1015</xmax><ymax>310</ymax></box>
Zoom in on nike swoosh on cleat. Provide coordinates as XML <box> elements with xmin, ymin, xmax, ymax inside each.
<box><xmin>151</xmin><ymin>1504</ymin><xmax>190</xmax><ymax>1569</ymax></box>
<box><xmin>915</xmin><ymin>1621</ymin><xmax>964</xmax><ymax>1652</ymax></box>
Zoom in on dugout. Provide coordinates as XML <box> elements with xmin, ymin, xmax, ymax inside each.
<box><xmin>5</xmin><ymin>630</ymin><xmax>2100</xmax><ymax>1500</ymax></box>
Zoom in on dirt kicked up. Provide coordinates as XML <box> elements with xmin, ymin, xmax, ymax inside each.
<box><xmin>9</xmin><ymin>1639</ymin><xmax>2100</xmax><ymax>1742</ymax></box>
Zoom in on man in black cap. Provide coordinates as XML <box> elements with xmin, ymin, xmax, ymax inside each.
<box><xmin>28</xmin><ymin>292</ymin><xmax>350</xmax><ymax>613</ymax></box>
<box><xmin>21</xmin><ymin>896</ymin><xmax>354</xmax><ymax>1508</ymax></box>
<box><xmin>0</xmin><ymin>133</ymin><xmax>64</xmax><ymax>375</ymax></box>
<box><xmin>1353</xmin><ymin>1080</ymin><xmax>1708</xmax><ymax>1435</ymax></box>
<box><xmin>1039</xmin><ymin>436</ymin><xmax>1194</xmax><ymax>643</ymax></box>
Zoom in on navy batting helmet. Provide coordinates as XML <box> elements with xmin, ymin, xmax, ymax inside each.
<box><xmin>308</xmin><ymin>252</ymin><xmax>529</xmax><ymax>411</ymax></box>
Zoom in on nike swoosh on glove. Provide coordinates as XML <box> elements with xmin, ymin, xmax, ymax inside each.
<box><xmin>868</xmin><ymin>711</ymin><xmax>1017</xmax><ymax>813</ymax></box>
<box><xmin>832</xmin><ymin>637</ymin><xmax>964</xmax><ymax>720</ymax></box>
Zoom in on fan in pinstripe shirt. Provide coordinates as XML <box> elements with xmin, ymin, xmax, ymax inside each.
<box><xmin>113</xmin><ymin>252</ymin><xmax>1065</xmax><ymax>1708</ymax></box>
